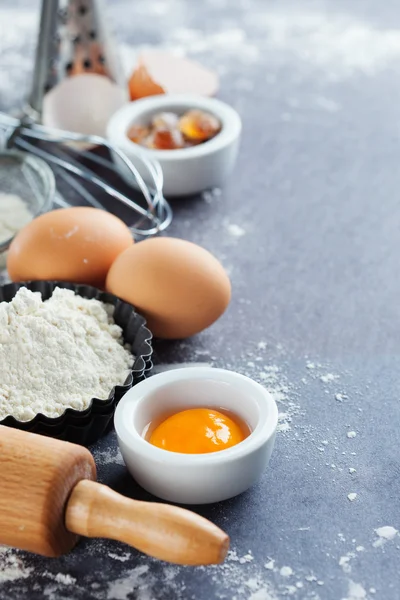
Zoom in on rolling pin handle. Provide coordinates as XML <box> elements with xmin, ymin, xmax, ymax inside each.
<box><xmin>65</xmin><ymin>479</ymin><xmax>229</xmax><ymax>566</ymax></box>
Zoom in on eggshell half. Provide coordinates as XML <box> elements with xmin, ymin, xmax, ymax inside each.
<box><xmin>105</xmin><ymin>237</ymin><xmax>231</xmax><ymax>339</ymax></box>
<box><xmin>7</xmin><ymin>207</ymin><xmax>133</xmax><ymax>288</ymax></box>
<box><xmin>128</xmin><ymin>51</ymin><xmax>219</xmax><ymax>100</ymax></box>
<box><xmin>43</xmin><ymin>73</ymin><xmax>128</xmax><ymax>137</ymax></box>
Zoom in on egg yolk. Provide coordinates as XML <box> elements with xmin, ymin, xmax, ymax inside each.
<box><xmin>149</xmin><ymin>408</ymin><xmax>246</xmax><ymax>454</ymax></box>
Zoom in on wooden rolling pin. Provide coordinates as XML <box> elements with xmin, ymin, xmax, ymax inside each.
<box><xmin>0</xmin><ymin>426</ymin><xmax>229</xmax><ymax>565</ymax></box>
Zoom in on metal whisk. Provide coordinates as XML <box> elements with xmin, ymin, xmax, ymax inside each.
<box><xmin>0</xmin><ymin>112</ymin><xmax>172</xmax><ymax>236</ymax></box>
<box><xmin>0</xmin><ymin>0</ymin><xmax>172</xmax><ymax>237</ymax></box>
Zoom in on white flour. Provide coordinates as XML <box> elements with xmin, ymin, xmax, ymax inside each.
<box><xmin>373</xmin><ymin>526</ymin><xmax>398</xmax><ymax>548</ymax></box>
<box><xmin>343</xmin><ymin>580</ymin><xmax>367</xmax><ymax>600</ymax></box>
<box><xmin>226</xmin><ymin>223</ymin><xmax>246</xmax><ymax>238</ymax></box>
<box><xmin>0</xmin><ymin>193</ymin><xmax>33</xmax><ymax>270</ymax></box>
<box><xmin>104</xmin><ymin>552</ymin><xmax>282</xmax><ymax>600</ymax></box>
<box><xmin>0</xmin><ymin>287</ymin><xmax>133</xmax><ymax>421</ymax></box>
<box><xmin>0</xmin><ymin>546</ymin><xmax>32</xmax><ymax>583</ymax></box>
<box><xmin>108</xmin><ymin>552</ymin><xmax>131</xmax><ymax>562</ymax></box>
<box><xmin>202</xmin><ymin>188</ymin><xmax>222</xmax><ymax>204</ymax></box>
<box><xmin>43</xmin><ymin>572</ymin><xmax>76</xmax><ymax>585</ymax></box>
<box><xmin>94</xmin><ymin>446</ymin><xmax>125</xmax><ymax>466</ymax></box>
<box><xmin>320</xmin><ymin>373</ymin><xmax>339</xmax><ymax>383</ymax></box>
<box><xmin>339</xmin><ymin>552</ymin><xmax>355</xmax><ymax>574</ymax></box>
<box><xmin>0</xmin><ymin>193</ymin><xmax>32</xmax><ymax>244</ymax></box>
<box><xmin>107</xmin><ymin>565</ymin><xmax>151</xmax><ymax>600</ymax></box>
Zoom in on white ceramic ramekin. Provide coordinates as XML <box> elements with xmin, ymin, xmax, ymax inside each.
<box><xmin>114</xmin><ymin>367</ymin><xmax>278</xmax><ymax>504</ymax></box>
<box><xmin>106</xmin><ymin>95</ymin><xmax>242</xmax><ymax>197</ymax></box>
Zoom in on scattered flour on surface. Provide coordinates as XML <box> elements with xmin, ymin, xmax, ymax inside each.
<box><xmin>107</xmin><ymin>565</ymin><xmax>151</xmax><ymax>600</ymax></box>
<box><xmin>347</xmin><ymin>493</ymin><xmax>357</xmax><ymax>502</ymax></box>
<box><xmin>108</xmin><ymin>552</ymin><xmax>131</xmax><ymax>562</ymax></box>
<box><xmin>239</xmin><ymin>552</ymin><xmax>254</xmax><ymax>564</ymax></box>
<box><xmin>339</xmin><ymin>552</ymin><xmax>355</xmax><ymax>573</ymax></box>
<box><xmin>43</xmin><ymin>572</ymin><xmax>77</xmax><ymax>585</ymax></box>
<box><xmin>249</xmin><ymin>590</ymin><xmax>276</xmax><ymax>600</ymax></box>
<box><xmin>0</xmin><ymin>546</ymin><xmax>32</xmax><ymax>583</ymax></box>
<box><xmin>54</xmin><ymin>573</ymin><xmax>76</xmax><ymax>585</ymax></box>
<box><xmin>93</xmin><ymin>447</ymin><xmax>125</xmax><ymax>467</ymax></box>
<box><xmin>202</xmin><ymin>188</ymin><xmax>222</xmax><ymax>204</ymax></box>
<box><xmin>246</xmin><ymin>577</ymin><xmax>261</xmax><ymax>591</ymax></box>
<box><xmin>347</xmin><ymin>431</ymin><xmax>357</xmax><ymax>439</ymax></box>
<box><xmin>342</xmin><ymin>580</ymin><xmax>367</xmax><ymax>600</ymax></box>
<box><xmin>373</xmin><ymin>526</ymin><xmax>398</xmax><ymax>548</ymax></box>
<box><xmin>277</xmin><ymin>412</ymin><xmax>292</xmax><ymax>433</ymax></box>
<box><xmin>226</xmin><ymin>223</ymin><xmax>246</xmax><ymax>238</ymax></box>
<box><xmin>103</xmin><ymin>548</ymin><xmax>330</xmax><ymax>600</ymax></box>
<box><xmin>257</xmin><ymin>365</ymin><xmax>299</xmax><ymax>433</ymax></box>
<box><xmin>209</xmin><ymin>549</ymin><xmax>280</xmax><ymax>600</ymax></box>
<box><xmin>320</xmin><ymin>373</ymin><xmax>339</xmax><ymax>383</ymax></box>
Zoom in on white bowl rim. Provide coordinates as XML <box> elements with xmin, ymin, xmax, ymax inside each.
<box><xmin>114</xmin><ymin>367</ymin><xmax>278</xmax><ymax>466</ymax></box>
<box><xmin>107</xmin><ymin>94</ymin><xmax>242</xmax><ymax>162</ymax></box>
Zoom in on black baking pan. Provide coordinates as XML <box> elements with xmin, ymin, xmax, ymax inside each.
<box><xmin>0</xmin><ymin>280</ymin><xmax>153</xmax><ymax>445</ymax></box>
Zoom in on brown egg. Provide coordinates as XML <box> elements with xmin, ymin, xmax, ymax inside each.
<box><xmin>7</xmin><ymin>207</ymin><xmax>133</xmax><ymax>288</ymax></box>
<box><xmin>106</xmin><ymin>237</ymin><xmax>231</xmax><ymax>339</ymax></box>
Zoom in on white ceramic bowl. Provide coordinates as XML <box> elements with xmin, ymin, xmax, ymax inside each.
<box><xmin>106</xmin><ymin>95</ymin><xmax>242</xmax><ymax>197</ymax></box>
<box><xmin>114</xmin><ymin>367</ymin><xmax>278</xmax><ymax>504</ymax></box>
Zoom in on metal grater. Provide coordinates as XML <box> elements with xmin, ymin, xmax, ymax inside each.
<box><xmin>28</xmin><ymin>0</ymin><xmax>126</xmax><ymax>120</ymax></box>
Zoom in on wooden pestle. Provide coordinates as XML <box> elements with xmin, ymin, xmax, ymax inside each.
<box><xmin>0</xmin><ymin>426</ymin><xmax>229</xmax><ymax>565</ymax></box>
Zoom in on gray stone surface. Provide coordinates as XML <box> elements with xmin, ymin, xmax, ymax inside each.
<box><xmin>1</xmin><ymin>0</ymin><xmax>400</xmax><ymax>598</ymax></box>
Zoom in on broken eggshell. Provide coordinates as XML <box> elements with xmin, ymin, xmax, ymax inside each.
<box><xmin>42</xmin><ymin>73</ymin><xmax>128</xmax><ymax>137</ymax></box>
<box><xmin>107</xmin><ymin>94</ymin><xmax>242</xmax><ymax>197</ymax></box>
<box><xmin>128</xmin><ymin>50</ymin><xmax>219</xmax><ymax>100</ymax></box>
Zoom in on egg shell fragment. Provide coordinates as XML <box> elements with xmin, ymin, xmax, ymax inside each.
<box><xmin>106</xmin><ymin>237</ymin><xmax>231</xmax><ymax>339</ymax></box>
<box><xmin>128</xmin><ymin>51</ymin><xmax>219</xmax><ymax>100</ymax></box>
<box><xmin>7</xmin><ymin>207</ymin><xmax>133</xmax><ymax>288</ymax></box>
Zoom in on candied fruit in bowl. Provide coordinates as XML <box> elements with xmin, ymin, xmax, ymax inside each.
<box><xmin>179</xmin><ymin>110</ymin><xmax>221</xmax><ymax>143</ymax></box>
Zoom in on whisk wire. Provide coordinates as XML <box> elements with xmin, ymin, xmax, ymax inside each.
<box><xmin>0</xmin><ymin>111</ymin><xmax>172</xmax><ymax>236</ymax></box>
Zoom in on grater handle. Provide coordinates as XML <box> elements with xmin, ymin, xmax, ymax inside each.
<box><xmin>29</xmin><ymin>0</ymin><xmax>59</xmax><ymax>118</ymax></box>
